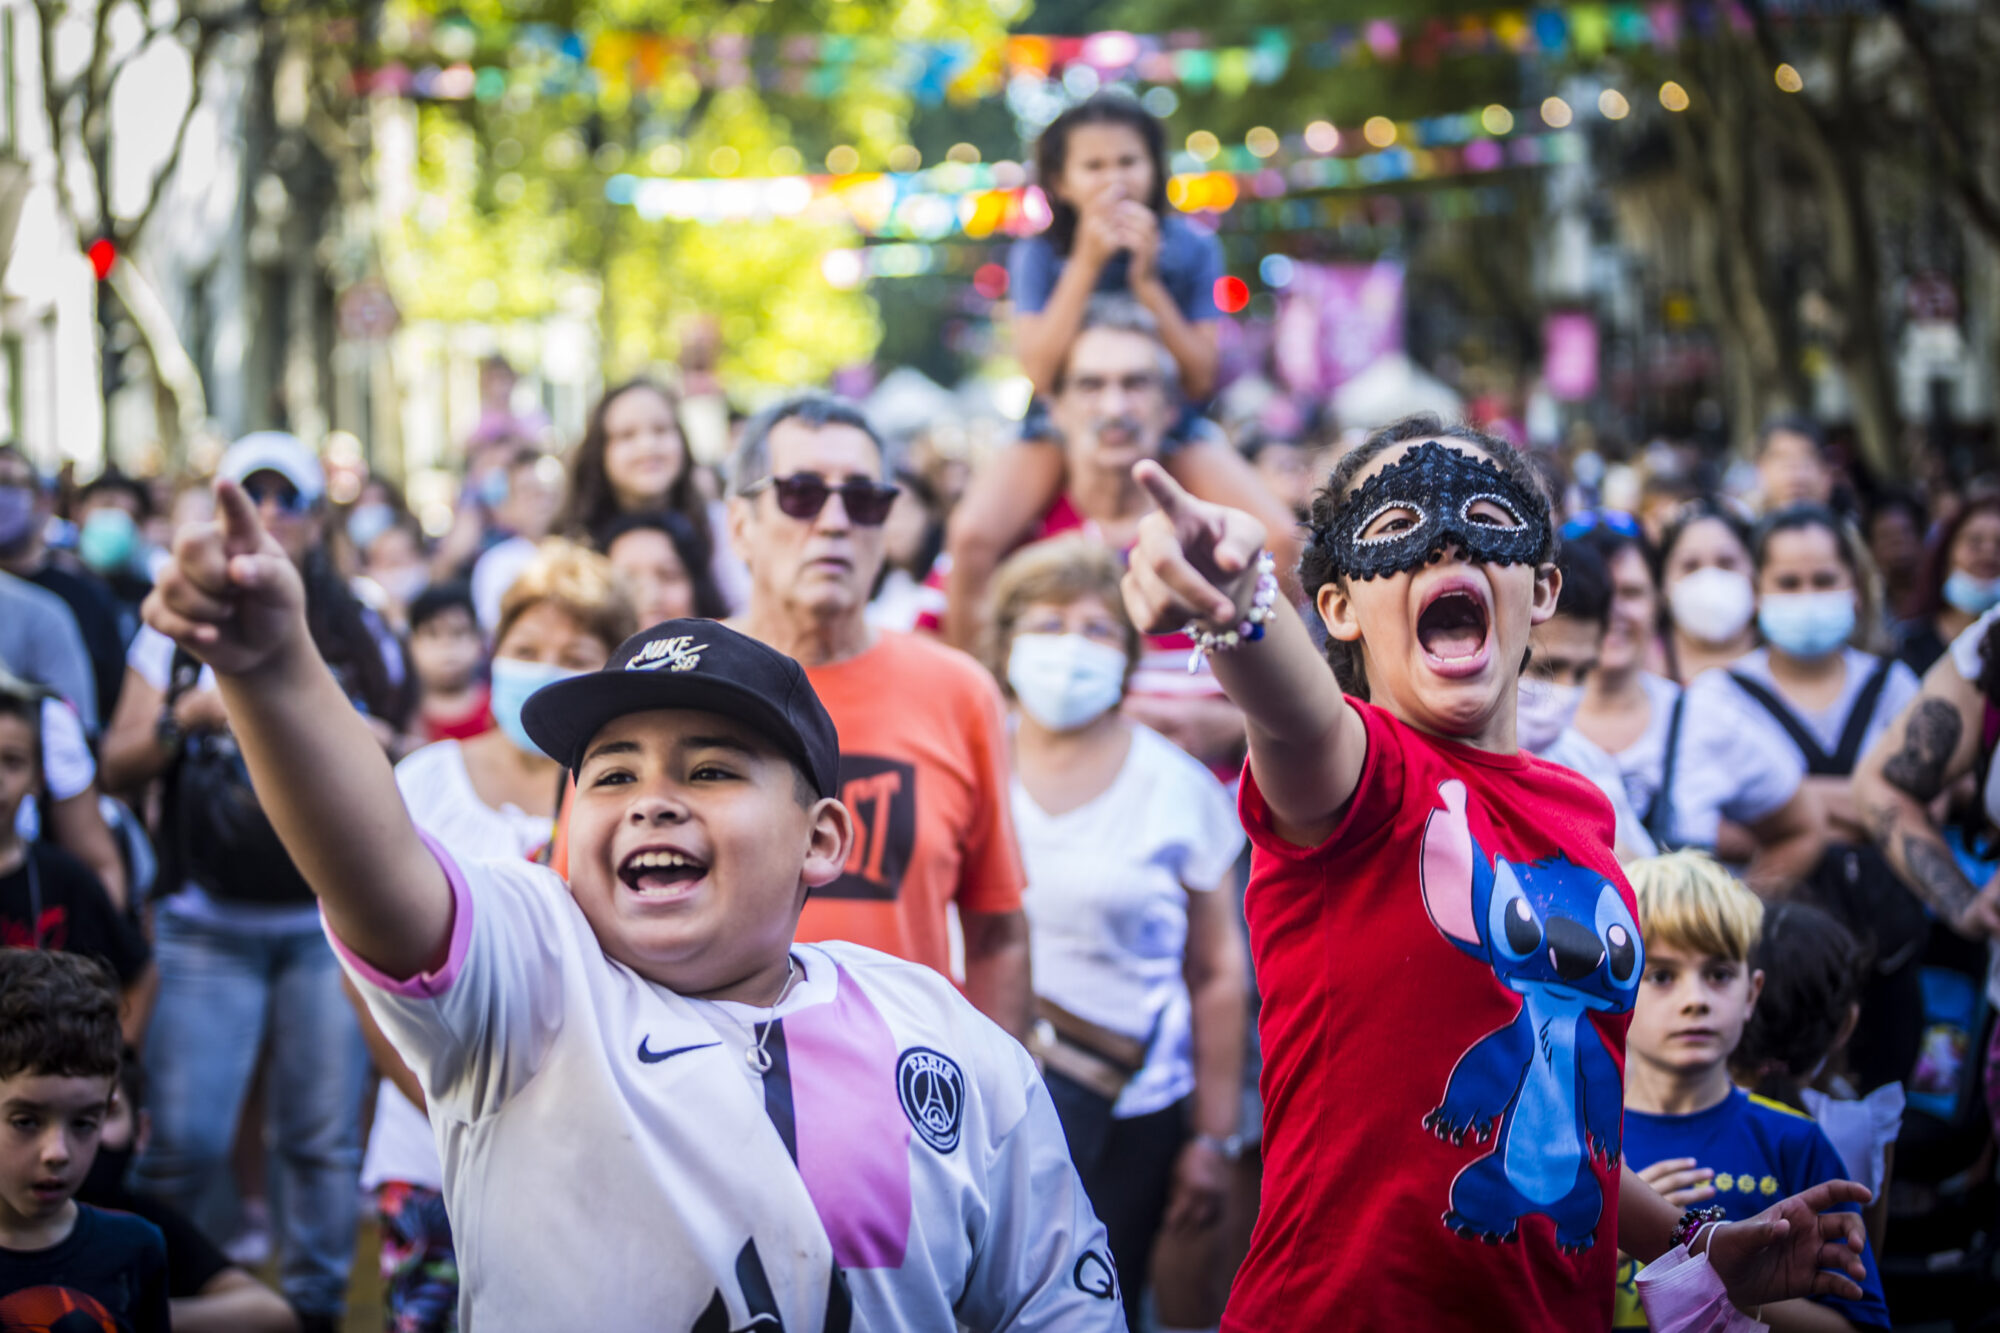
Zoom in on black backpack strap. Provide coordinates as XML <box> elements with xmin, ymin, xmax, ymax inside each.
<box><xmin>165</xmin><ymin>645</ymin><xmax>203</xmax><ymax>708</ymax></box>
<box><xmin>1727</xmin><ymin>671</ymin><xmax>1835</xmax><ymax>774</ymax></box>
<box><xmin>1830</xmin><ymin>658</ymin><xmax>1896</xmax><ymax>772</ymax></box>
<box><xmin>1644</xmin><ymin>691</ymin><xmax>1687</xmax><ymax>848</ymax></box>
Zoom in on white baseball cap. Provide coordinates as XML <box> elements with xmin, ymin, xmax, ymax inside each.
<box><xmin>218</xmin><ymin>431</ymin><xmax>325</xmax><ymax>507</ymax></box>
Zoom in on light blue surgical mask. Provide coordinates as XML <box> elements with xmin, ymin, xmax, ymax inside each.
<box><xmin>77</xmin><ymin>508</ymin><xmax>138</xmax><ymax>574</ymax></box>
<box><xmin>1943</xmin><ymin>570</ymin><xmax>2000</xmax><ymax>617</ymax></box>
<box><xmin>346</xmin><ymin>502</ymin><xmax>395</xmax><ymax>552</ymax></box>
<box><xmin>488</xmin><ymin>657</ymin><xmax>580</xmax><ymax>757</ymax></box>
<box><xmin>1007</xmin><ymin>633</ymin><xmax>1127</xmax><ymax>732</ymax></box>
<box><xmin>1757</xmin><ymin>590</ymin><xmax>1856</xmax><ymax>660</ymax></box>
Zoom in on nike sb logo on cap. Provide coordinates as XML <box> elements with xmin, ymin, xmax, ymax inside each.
<box><xmin>628</xmin><ymin>635</ymin><xmax>708</xmax><ymax>673</ymax></box>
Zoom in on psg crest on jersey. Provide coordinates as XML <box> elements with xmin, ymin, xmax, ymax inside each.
<box><xmin>896</xmin><ymin>1047</ymin><xmax>964</xmax><ymax>1153</ymax></box>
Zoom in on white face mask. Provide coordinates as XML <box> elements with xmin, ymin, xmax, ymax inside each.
<box><xmin>1667</xmin><ymin>566</ymin><xmax>1756</xmax><ymax>645</ymax></box>
<box><xmin>1007</xmin><ymin>633</ymin><xmax>1127</xmax><ymax>732</ymax></box>
<box><xmin>1516</xmin><ymin>675</ymin><xmax>1584</xmax><ymax>752</ymax></box>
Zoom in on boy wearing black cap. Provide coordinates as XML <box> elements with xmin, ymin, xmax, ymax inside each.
<box><xmin>142</xmin><ymin>480</ymin><xmax>1120</xmax><ymax>1330</ymax></box>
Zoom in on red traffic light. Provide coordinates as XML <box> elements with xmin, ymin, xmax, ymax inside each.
<box><xmin>88</xmin><ymin>238</ymin><xmax>117</xmax><ymax>281</ymax></box>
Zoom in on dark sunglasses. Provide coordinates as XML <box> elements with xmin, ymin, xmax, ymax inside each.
<box><xmin>746</xmin><ymin>473</ymin><xmax>900</xmax><ymax>526</ymax></box>
<box><xmin>242</xmin><ymin>475</ymin><xmax>309</xmax><ymax>516</ymax></box>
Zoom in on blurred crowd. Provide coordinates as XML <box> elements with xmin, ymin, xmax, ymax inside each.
<box><xmin>3</xmin><ymin>91</ymin><xmax>1999</xmax><ymax>1333</ymax></box>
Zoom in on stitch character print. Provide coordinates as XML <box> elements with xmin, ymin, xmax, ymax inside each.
<box><xmin>1418</xmin><ymin>779</ymin><xmax>1643</xmax><ymax>1251</ymax></box>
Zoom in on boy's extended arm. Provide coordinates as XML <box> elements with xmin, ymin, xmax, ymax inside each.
<box><xmin>1122</xmin><ymin>463</ymin><xmax>1364</xmax><ymax>844</ymax></box>
<box><xmin>144</xmin><ymin>481</ymin><xmax>451</xmax><ymax>981</ymax></box>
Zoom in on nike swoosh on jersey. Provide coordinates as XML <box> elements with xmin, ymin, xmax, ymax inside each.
<box><xmin>637</xmin><ymin>1037</ymin><xmax>722</xmax><ymax>1064</ymax></box>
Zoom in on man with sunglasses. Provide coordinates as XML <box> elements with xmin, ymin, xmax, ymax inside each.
<box><xmin>728</xmin><ymin>394</ymin><xmax>1032</xmax><ymax>1039</ymax></box>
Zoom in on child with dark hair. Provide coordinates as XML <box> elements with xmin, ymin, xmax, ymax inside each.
<box><xmin>940</xmin><ymin>93</ymin><xmax>1296</xmax><ymax>650</ymax></box>
<box><xmin>405</xmin><ymin>582</ymin><xmax>492</xmax><ymax>744</ymax></box>
<box><xmin>0</xmin><ymin>948</ymin><xmax>168</xmax><ymax>1331</ymax></box>
<box><xmin>0</xmin><ymin>679</ymin><xmax>151</xmax><ymax>1044</ymax></box>
<box><xmin>1121</xmin><ymin>413</ymin><xmax>1872</xmax><ymax>1330</ymax></box>
<box><xmin>141</xmin><ymin>480</ymin><xmax>1120</xmax><ymax>1330</ymax></box>
<box><xmin>1014</xmin><ymin>93</ymin><xmax>1218</xmax><ymax>405</ymax></box>
<box><xmin>77</xmin><ymin>1057</ymin><xmax>298</xmax><ymax>1331</ymax></box>
<box><xmin>1733</xmin><ymin>902</ymin><xmax>1900</xmax><ymax>1252</ymax></box>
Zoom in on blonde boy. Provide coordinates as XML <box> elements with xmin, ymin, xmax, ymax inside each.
<box><xmin>1618</xmin><ymin>852</ymin><xmax>1888</xmax><ymax>1330</ymax></box>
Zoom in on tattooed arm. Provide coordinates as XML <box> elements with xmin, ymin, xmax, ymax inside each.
<box><xmin>1852</xmin><ymin>660</ymin><xmax>2000</xmax><ymax>939</ymax></box>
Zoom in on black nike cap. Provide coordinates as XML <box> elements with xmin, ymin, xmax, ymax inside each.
<box><xmin>520</xmin><ymin>619</ymin><xmax>841</xmax><ymax>799</ymax></box>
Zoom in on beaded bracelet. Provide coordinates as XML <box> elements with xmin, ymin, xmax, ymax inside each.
<box><xmin>1184</xmin><ymin>549</ymin><xmax>1278</xmax><ymax>674</ymax></box>
<box><xmin>1670</xmin><ymin>1205</ymin><xmax>1727</xmax><ymax>1252</ymax></box>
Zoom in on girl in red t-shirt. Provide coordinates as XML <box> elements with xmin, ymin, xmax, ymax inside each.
<box><xmin>1121</xmin><ymin>414</ymin><xmax>1872</xmax><ymax>1332</ymax></box>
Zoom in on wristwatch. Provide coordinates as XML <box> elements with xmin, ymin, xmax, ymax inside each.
<box><xmin>1193</xmin><ymin>1132</ymin><xmax>1246</xmax><ymax>1162</ymax></box>
<box><xmin>154</xmin><ymin>708</ymin><xmax>183</xmax><ymax>752</ymax></box>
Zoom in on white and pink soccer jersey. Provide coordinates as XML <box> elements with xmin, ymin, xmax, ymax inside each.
<box><xmin>331</xmin><ymin>836</ymin><xmax>1120</xmax><ymax>1332</ymax></box>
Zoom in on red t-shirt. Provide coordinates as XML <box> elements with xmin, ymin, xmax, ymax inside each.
<box><xmin>1226</xmin><ymin>699</ymin><xmax>1641</xmax><ymax>1332</ymax></box>
<box><xmin>793</xmin><ymin>632</ymin><xmax>1025</xmax><ymax>974</ymax></box>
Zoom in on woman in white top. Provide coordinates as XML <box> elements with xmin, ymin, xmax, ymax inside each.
<box><xmin>1573</xmin><ymin>514</ymin><xmax>1824</xmax><ymax>892</ymax></box>
<box><xmin>358</xmin><ymin>540</ymin><xmax>635</xmax><ymax>1332</ymax></box>
<box><xmin>1716</xmin><ymin>505</ymin><xmax>1922</xmax><ymax>1087</ymax></box>
<box><xmin>986</xmin><ymin>537</ymin><xmax>1247</xmax><ymax>1333</ymax></box>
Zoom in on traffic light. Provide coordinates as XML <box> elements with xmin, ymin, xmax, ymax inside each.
<box><xmin>91</xmin><ymin>236</ymin><xmax>122</xmax><ymax>397</ymax></box>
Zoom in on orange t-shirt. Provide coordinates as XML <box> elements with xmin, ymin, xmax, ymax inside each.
<box><xmin>794</xmin><ymin>631</ymin><xmax>1023</xmax><ymax>974</ymax></box>
<box><xmin>545</xmin><ymin>630</ymin><xmax>1023</xmax><ymax>978</ymax></box>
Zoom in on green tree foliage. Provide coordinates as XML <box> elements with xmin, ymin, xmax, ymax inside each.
<box><xmin>389</xmin><ymin>0</ymin><xmax>1021</xmax><ymax>389</ymax></box>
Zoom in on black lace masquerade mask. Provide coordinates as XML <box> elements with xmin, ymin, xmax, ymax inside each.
<box><xmin>1312</xmin><ymin>441</ymin><xmax>1552</xmax><ymax>581</ymax></box>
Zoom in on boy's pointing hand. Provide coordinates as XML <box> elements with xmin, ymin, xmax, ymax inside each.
<box><xmin>143</xmin><ymin>478</ymin><xmax>308</xmax><ymax>678</ymax></box>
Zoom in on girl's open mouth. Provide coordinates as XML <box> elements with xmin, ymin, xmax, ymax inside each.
<box><xmin>1417</xmin><ymin>586</ymin><xmax>1493</xmax><ymax>677</ymax></box>
<box><xmin>618</xmin><ymin>847</ymin><xmax>709</xmax><ymax>901</ymax></box>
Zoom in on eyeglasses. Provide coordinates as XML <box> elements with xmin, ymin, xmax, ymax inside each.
<box><xmin>1560</xmin><ymin>509</ymin><xmax>1642</xmax><ymax>541</ymax></box>
<box><xmin>1066</xmin><ymin>373</ymin><xmax>1164</xmax><ymax>399</ymax></box>
<box><xmin>242</xmin><ymin>475</ymin><xmax>309</xmax><ymax>516</ymax></box>
<box><xmin>744</xmin><ymin>473</ymin><xmax>900</xmax><ymax>527</ymax></box>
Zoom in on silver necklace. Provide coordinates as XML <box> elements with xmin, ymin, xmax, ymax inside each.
<box><xmin>735</xmin><ymin>956</ymin><xmax>799</xmax><ymax>1074</ymax></box>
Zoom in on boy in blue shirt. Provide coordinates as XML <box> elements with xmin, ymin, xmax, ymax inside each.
<box><xmin>0</xmin><ymin>948</ymin><xmax>168</xmax><ymax>1331</ymax></box>
<box><xmin>1616</xmin><ymin>851</ymin><xmax>1890</xmax><ymax>1329</ymax></box>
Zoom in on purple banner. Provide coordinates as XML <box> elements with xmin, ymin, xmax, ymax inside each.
<box><xmin>1543</xmin><ymin>311</ymin><xmax>1600</xmax><ymax>402</ymax></box>
<box><xmin>1274</xmin><ymin>260</ymin><xmax>1406</xmax><ymax>397</ymax></box>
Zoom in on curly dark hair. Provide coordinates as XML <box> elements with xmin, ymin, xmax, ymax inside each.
<box><xmin>1033</xmin><ymin>93</ymin><xmax>1170</xmax><ymax>258</ymax></box>
<box><xmin>0</xmin><ymin>949</ymin><xmax>122</xmax><ymax>1083</ymax></box>
<box><xmin>1299</xmin><ymin>415</ymin><xmax>1554</xmax><ymax>699</ymax></box>
<box><xmin>1731</xmin><ymin>902</ymin><xmax>1867</xmax><ymax>1108</ymax></box>
<box><xmin>559</xmin><ymin>379</ymin><xmax>711</xmax><ymax>554</ymax></box>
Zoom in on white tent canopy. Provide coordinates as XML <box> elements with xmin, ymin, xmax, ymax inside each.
<box><xmin>1331</xmin><ymin>353</ymin><xmax>1465</xmax><ymax>431</ymax></box>
<box><xmin>865</xmin><ymin>366</ymin><xmax>959</xmax><ymax>439</ymax></box>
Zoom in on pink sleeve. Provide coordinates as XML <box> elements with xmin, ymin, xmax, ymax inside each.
<box><xmin>321</xmin><ymin>830</ymin><xmax>476</xmax><ymax>999</ymax></box>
